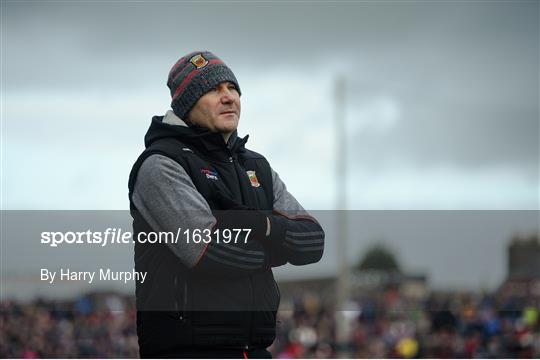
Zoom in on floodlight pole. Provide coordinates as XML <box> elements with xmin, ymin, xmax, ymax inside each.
<box><xmin>334</xmin><ymin>75</ymin><xmax>351</xmax><ymax>355</ymax></box>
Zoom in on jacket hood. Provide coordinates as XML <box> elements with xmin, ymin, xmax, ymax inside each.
<box><xmin>144</xmin><ymin>110</ymin><xmax>248</xmax><ymax>153</ymax></box>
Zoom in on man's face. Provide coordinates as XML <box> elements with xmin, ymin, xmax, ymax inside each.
<box><xmin>187</xmin><ymin>81</ymin><xmax>241</xmax><ymax>135</ymax></box>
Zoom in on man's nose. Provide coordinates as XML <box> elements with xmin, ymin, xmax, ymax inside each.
<box><xmin>220</xmin><ymin>89</ymin><xmax>235</xmax><ymax>103</ymax></box>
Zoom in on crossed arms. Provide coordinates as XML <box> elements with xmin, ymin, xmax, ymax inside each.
<box><xmin>132</xmin><ymin>154</ymin><xmax>325</xmax><ymax>275</ymax></box>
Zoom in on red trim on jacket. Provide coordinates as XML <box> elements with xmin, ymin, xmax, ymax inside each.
<box><xmin>272</xmin><ymin>209</ymin><xmax>318</xmax><ymax>223</ymax></box>
<box><xmin>191</xmin><ymin>220</ymin><xmax>217</xmax><ymax>268</ymax></box>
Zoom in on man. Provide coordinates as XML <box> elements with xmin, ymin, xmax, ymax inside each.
<box><xmin>128</xmin><ymin>51</ymin><xmax>325</xmax><ymax>358</ymax></box>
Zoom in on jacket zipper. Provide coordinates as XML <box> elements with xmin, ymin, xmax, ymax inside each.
<box><xmin>228</xmin><ymin>141</ymin><xmax>252</xmax><ymax>349</ymax></box>
<box><xmin>226</xmin><ymin>146</ymin><xmax>247</xmax><ymax>206</ymax></box>
<box><xmin>226</xmin><ymin>142</ymin><xmax>234</xmax><ymax>163</ymax></box>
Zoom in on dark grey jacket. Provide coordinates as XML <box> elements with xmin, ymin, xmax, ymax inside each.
<box><xmin>128</xmin><ymin>110</ymin><xmax>324</xmax><ymax>357</ymax></box>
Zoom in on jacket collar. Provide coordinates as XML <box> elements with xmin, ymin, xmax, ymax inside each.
<box><xmin>145</xmin><ymin>110</ymin><xmax>248</xmax><ymax>155</ymax></box>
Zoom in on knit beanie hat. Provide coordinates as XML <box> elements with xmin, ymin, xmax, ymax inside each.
<box><xmin>167</xmin><ymin>51</ymin><xmax>241</xmax><ymax>121</ymax></box>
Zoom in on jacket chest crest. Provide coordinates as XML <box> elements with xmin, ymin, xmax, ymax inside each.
<box><xmin>246</xmin><ymin>170</ymin><xmax>261</xmax><ymax>188</ymax></box>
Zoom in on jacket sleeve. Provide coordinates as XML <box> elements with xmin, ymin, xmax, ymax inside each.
<box><xmin>265</xmin><ymin>168</ymin><xmax>325</xmax><ymax>266</ymax></box>
<box><xmin>132</xmin><ymin>154</ymin><xmax>270</xmax><ymax>276</ymax></box>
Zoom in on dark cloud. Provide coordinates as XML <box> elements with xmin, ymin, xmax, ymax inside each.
<box><xmin>350</xmin><ymin>100</ymin><xmax>538</xmax><ymax>174</ymax></box>
<box><xmin>3</xmin><ymin>1</ymin><xmax>538</xmax><ymax>190</ymax></box>
<box><xmin>4</xmin><ymin>1</ymin><xmax>537</xmax><ymax>85</ymax></box>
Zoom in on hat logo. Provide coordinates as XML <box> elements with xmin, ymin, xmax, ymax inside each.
<box><xmin>247</xmin><ymin>171</ymin><xmax>260</xmax><ymax>187</ymax></box>
<box><xmin>190</xmin><ymin>54</ymin><xmax>209</xmax><ymax>69</ymax></box>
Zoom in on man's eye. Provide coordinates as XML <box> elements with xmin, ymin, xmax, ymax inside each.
<box><xmin>228</xmin><ymin>85</ymin><xmax>237</xmax><ymax>92</ymax></box>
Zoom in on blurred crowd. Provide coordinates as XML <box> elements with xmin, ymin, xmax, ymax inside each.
<box><xmin>1</xmin><ymin>288</ymin><xmax>539</xmax><ymax>358</ymax></box>
<box><xmin>270</xmin><ymin>289</ymin><xmax>540</xmax><ymax>358</ymax></box>
<box><xmin>0</xmin><ymin>295</ymin><xmax>139</xmax><ymax>358</ymax></box>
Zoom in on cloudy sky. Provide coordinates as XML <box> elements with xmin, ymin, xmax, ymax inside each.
<box><xmin>3</xmin><ymin>0</ymin><xmax>538</xmax><ymax>210</ymax></box>
<box><xmin>1</xmin><ymin>1</ymin><xmax>539</xmax><ymax>291</ymax></box>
